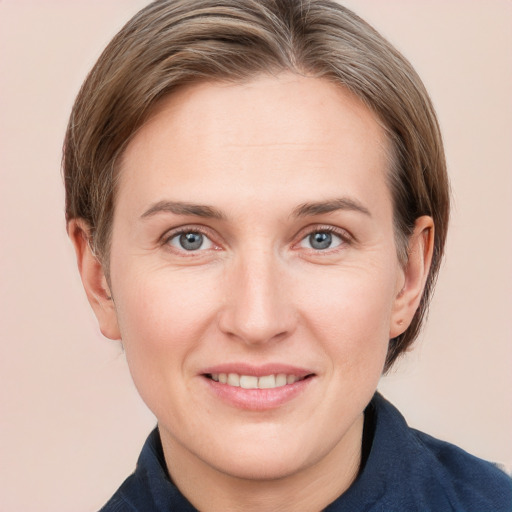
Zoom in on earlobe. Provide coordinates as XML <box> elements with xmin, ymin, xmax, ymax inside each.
<box><xmin>68</xmin><ymin>219</ymin><xmax>121</xmax><ymax>340</ymax></box>
<box><xmin>390</xmin><ymin>216</ymin><xmax>434</xmax><ymax>339</ymax></box>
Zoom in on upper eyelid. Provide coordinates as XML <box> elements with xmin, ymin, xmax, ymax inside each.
<box><xmin>160</xmin><ymin>224</ymin><xmax>216</xmax><ymax>243</ymax></box>
<box><xmin>159</xmin><ymin>227</ymin><xmax>222</xmax><ymax>255</ymax></box>
<box><xmin>295</xmin><ymin>224</ymin><xmax>353</xmax><ymax>242</ymax></box>
<box><xmin>291</xmin><ymin>226</ymin><xmax>354</xmax><ymax>256</ymax></box>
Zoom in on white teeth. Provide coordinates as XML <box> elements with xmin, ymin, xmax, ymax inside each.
<box><xmin>287</xmin><ymin>375</ymin><xmax>297</xmax><ymax>384</ymax></box>
<box><xmin>227</xmin><ymin>373</ymin><xmax>240</xmax><ymax>386</ymax></box>
<box><xmin>240</xmin><ymin>375</ymin><xmax>258</xmax><ymax>389</ymax></box>
<box><xmin>212</xmin><ymin>372</ymin><xmax>305</xmax><ymax>389</ymax></box>
<box><xmin>258</xmin><ymin>374</ymin><xmax>276</xmax><ymax>389</ymax></box>
<box><xmin>275</xmin><ymin>374</ymin><xmax>287</xmax><ymax>387</ymax></box>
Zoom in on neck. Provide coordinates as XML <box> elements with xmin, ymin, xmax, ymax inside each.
<box><xmin>160</xmin><ymin>413</ymin><xmax>364</xmax><ymax>512</ymax></box>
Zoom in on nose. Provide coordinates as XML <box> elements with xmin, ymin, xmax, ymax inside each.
<box><xmin>218</xmin><ymin>249</ymin><xmax>297</xmax><ymax>346</ymax></box>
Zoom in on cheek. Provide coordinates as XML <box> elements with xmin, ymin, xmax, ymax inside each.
<box><xmin>112</xmin><ymin>265</ymin><xmax>221</xmax><ymax>363</ymax></box>
<box><xmin>295</xmin><ymin>260</ymin><xmax>397</xmax><ymax>366</ymax></box>
<box><xmin>110</xmin><ymin>266</ymin><xmax>224</xmax><ymax>421</ymax></box>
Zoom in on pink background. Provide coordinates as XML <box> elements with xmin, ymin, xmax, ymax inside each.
<box><xmin>1</xmin><ymin>1</ymin><xmax>511</xmax><ymax>511</ymax></box>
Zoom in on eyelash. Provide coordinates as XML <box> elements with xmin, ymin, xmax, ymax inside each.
<box><xmin>294</xmin><ymin>225</ymin><xmax>352</xmax><ymax>253</ymax></box>
<box><xmin>160</xmin><ymin>224</ymin><xmax>352</xmax><ymax>255</ymax></box>
<box><xmin>161</xmin><ymin>225</ymin><xmax>219</xmax><ymax>255</ymax></box>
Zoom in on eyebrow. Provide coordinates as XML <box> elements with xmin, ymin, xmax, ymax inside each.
<box><xmin>140</xmin><ymin>200</ymin><xmax>226</xmax><ymax>220</ymax></box>
<box><xmin>292</xmin><ymin>197</ymin><xmax>372</xmax><ymax>218</ymax></box>
<box><xmin>140</xmin><ymin>197</ymin><xmax>370</xmax><ymax>221</ymax></box>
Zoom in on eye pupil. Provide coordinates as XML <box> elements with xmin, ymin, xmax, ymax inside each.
<box><xmin>309</xmin><ymin>232</ymin><xmax>332</xmax><ymax>250</ymax></box>
<box><xmin>179</xmin><ymin>232</ymin><xmax>203</xmax><ymax>250</ymax></box>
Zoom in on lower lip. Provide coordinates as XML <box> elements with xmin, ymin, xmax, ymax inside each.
<box><xmin>202</xmin><ymin>376</ymin><xmax>314</xmax><ymax>411</ymax></box>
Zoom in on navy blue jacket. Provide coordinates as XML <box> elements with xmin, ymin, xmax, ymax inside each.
<box><xmin>100</xmin><ymin>393</ymin><xmax>512</xmax><ymax>511</ymax></box>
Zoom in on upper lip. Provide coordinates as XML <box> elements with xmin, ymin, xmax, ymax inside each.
<box><xmin>200</xmin><ymin>363</ymin><xmax>314</xmax><ymax>378</ymax></box>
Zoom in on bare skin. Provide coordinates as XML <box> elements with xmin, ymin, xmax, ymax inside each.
<box><xmin>70</xmin><ymin>73</ymin><xmax>434</xmax><ymax>511</ymax></box>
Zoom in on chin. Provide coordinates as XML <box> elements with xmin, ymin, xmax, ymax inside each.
<box><xmin>195</xmin><ymin>427</ymin><xmax>326</xmax><ymax>481</ymax></box>
<box><xmin>209</xmin><ymin>450</ymin><xmax>307</xmax><ymax>481</ymax></box>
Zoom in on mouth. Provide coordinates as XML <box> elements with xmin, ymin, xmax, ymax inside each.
<box><xmin>200</xmin><ymin>365</ymin><xmax>316</xmax><ymax>410</ymax></box>
<box><xmin>204</xmin><ymin>372</ymin><xmax>314</xmax><ymax>389</ymax></box>
<box><xmin>199</xmin><ymin>363</ymin><xmax>316</xmax><ymax>410</ymax></box>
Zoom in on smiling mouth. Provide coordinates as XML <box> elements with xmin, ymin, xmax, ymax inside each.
<box><xmin>204</xmin><ymin>373</ymin><xmax>314</xmax><ymax>389</ymax></box>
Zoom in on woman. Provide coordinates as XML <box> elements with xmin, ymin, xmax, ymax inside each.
<box><xmin>64</xmin><ymin>0</ymin><xmax>512</xmax><ymax>510</ymax></box>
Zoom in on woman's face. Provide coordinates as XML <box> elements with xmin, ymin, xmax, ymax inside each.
<box><xmin>104</xmin><ymin>74</ymin><xmax>410</xmax><ymax>482</ymax></box>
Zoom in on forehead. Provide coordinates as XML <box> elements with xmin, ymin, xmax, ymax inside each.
<box><xmin>116</xmin><ymin>73</ymin><xmax>391</xmax><ymax>215</ymax></box>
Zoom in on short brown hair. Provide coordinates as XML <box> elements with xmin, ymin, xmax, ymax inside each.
<box><xmin>63</xmin><ymin>0</ymin><xmax>450</xmax><ymax>370</ymax></box>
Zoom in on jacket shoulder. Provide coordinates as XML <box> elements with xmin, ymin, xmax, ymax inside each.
<box><xmin>412</xmin><ymin>428</ymin><xmax>512</xmax><ymax>511</ymax></box>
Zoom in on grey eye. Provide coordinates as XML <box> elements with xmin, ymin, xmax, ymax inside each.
<box><xmin>299</xmin><ymin>231</ymin><xmax>343</xmax><ymax>251</ymax></box>
<box><xmin>180</xmin><ymin>233</ymin><xmax>203</xmax><ymax>250</ymax></box>
<box><xmin>309</xmin><ymin>232</ymin><xmax>332</xmax><ymax>250</ymax></box>
<box><xmin>169</xmin><ymin>232</ymin><xmax>213</xmax><ymax>251</ymax></box>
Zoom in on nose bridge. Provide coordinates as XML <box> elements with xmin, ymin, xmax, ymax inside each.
<box><xmin>219</xmin><ymin>244</ymin><xmax>295</xmax><ymax>345</ymax></box>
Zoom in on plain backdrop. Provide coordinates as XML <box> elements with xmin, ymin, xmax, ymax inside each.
<box><xmin>1</xmin><ymin>1</ymin><xmax>511</xmax><ymax>511</ymax></box>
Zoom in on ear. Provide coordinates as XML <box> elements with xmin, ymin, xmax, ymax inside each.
<box><xmin>390</xmin><ymin>216</ymin><xmax>435</xmax><ymax>339</ymax></box>
<box><xmin>68</xmin><ymin>219</ymin><xmax>121</xmax><ymax>340</ymax></box>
